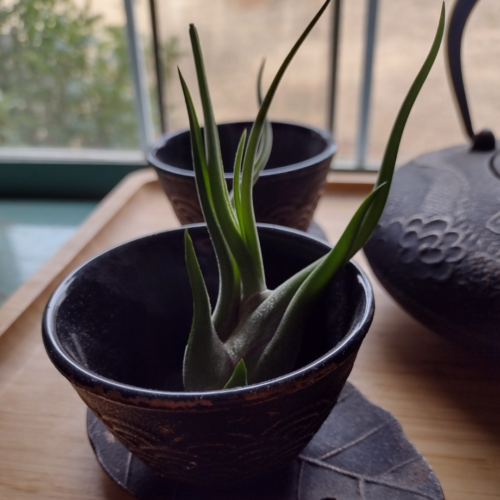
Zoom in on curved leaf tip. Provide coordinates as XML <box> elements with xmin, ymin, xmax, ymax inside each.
<box><xmin>224</xmin><ymin>359</ymin><xmax>248</xmax><ymax>389</ymax></box>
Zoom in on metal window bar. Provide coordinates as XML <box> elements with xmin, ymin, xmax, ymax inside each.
<box><xmin>327</xmin><ymin>0</ymin><xmax>343</xmax><ymax>136</ymax></box>
<box><xmin>355</xmin><ymin>0</ymin><xmax>379</xmax><ymax>170</ymax></box>
<box><xmin>150</xmin><ymin>0</ymin><xmax>167</xmax><ymax>134</ymax></box>
<box><xmin>124</xmin><ymin>0</ymin><xmax>155</xmax><ymax>154</ymax></box>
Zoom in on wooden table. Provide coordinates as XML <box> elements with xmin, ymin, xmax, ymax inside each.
<box><xmin>0</xmin><ymin>169</ymin><xmax>499</xmax><ymax>499</ymax></box>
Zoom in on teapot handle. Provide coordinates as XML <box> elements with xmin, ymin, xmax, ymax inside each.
<box><xmin>447</xmin><ymin>0</ymin><xmax>495</xmax><ymax>150</ymax></box>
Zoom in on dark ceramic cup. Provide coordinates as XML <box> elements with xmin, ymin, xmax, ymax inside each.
<box><xmin>42</xmin><ymin>224</ymin><xmax>373</xmax><ymax>485</ymax></box>
<box><xmin>148</xmin><ymin>121</ymin><xmax>336</xmax><ymax>231</ymax></box>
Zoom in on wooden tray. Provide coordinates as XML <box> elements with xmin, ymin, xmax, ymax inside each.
<box><xmin>0</xmin><ymin>169</ymin><xmax>499</xmax><ymax>499</ymax></box>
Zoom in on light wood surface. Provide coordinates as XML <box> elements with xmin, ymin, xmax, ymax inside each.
<box><xmin>0</xmin><ymin>169</ymin><xmax>499</xmax><ymax>499</ymax></box>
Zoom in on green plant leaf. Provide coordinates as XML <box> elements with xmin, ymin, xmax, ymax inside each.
<box><xmin>225</xmin><ymin>257</ymin><xmax>324</xmax><ymax>381</ymax></box>
<box><xmin>233</xmin><ymin>129</ymin><xmax>247</xmax><ymax>233</ymax></box>
<box><xmin>252</xmin><ymin>60</ymin><xmax>273</xmax><ymax>185</ymax></box>
<box><xmin>252</xmin><ymin>184</ymin><xmax>388</xmax><ymax>382</ymax></box>
<box><xmin>294</xmin><ymin>184</ymin><xmax>388</xmax><ymax>300</ymax></box>
<box><xmin>179</xmin><ymin>69</ymin><xmax>239</xmax><ymax>340</ymax></box>
<box><xmin>223</xmin><ymin>359</ymin><xmax>248</xmax><ymax>389</ymax></box>
<box><xmin>253</xmin><ymin>120</ymin><xmax>273</xmax><ymax>185</ymax></box>
<box><xmin>238</xmin><ymin>0</ymin><xmax>332</xmax><ymax>275</ymax></box>
<box><xmin>180</xmin><ymin>0</ymin><xmax>446</xmax><ymax>392</ymax></box>
<box><xmin>188</xmin><ymin>24</ymin><xmax>266</xmax><ymax>299</ymax></box>
<box><xmin>257</xmin><ymin>59</ymin><xmax>266</xmax><ymax>107</ymax></box>
<box><xmin>352</xmin><ymin>2</ymin><xmax>445</xmax><ymax>251</ymax></box>
<box><xmin>253</xmin><ymin>2</ymin><xmax>445</xmax><ymax>383</ymax></box>
<box><xmin>183</xmin><ymin>230</ymin><xmax>235</xmax><ymax>391</ymax></box>
<box><xmin>188</xmin><ymin>24</ymin><xmax>236</xmax><ymax>232</ymax></box>
<box><xmin>250</xmin><ymin>3</ymin><xmax>445</xmax><ymax>384</ymax></box>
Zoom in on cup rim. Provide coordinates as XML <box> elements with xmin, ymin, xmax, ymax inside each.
<box><xmin>147</xmin><ymin>120</ymin><xmax>337</xmax><ymax>178</ymax></box>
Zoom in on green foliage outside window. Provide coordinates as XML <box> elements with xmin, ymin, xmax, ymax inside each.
<box><xmin>0</xmin><ymin>0</ymin><xmax>183</xmax><ymax>150</ymax></box>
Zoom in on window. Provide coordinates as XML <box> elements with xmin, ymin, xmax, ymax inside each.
<box><xmin>1</xmin><ymin>0</ymin><xmax>500</xmax><ymax>190</ymax></box>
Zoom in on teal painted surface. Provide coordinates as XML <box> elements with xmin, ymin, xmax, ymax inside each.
<box><xmin>0</xmin><ymin>162</ymin><xmax>146</xmax><ymax>199</ymax></box>
<box><xmin>0</xmin><ymin>200</ymin><xmax>97</xmax><ymax>305</ymax></box>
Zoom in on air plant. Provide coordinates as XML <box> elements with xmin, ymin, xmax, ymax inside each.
<box><xmin>179</xmin><ymin>0</ymin><xmax>445</xmax><ymax>391</ymax></box>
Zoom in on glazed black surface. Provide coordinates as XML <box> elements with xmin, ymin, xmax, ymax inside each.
<box><xmin>364</xmin><ymin>144</ymin><xmax>500</xmax><ymax>354</ymax></box>
<box><xmin>148</xmin><ymin>121</ymin><xmax>336</xmax><ymax>231</ymax></box>
<box><xmin>43</xmin><ymin>224</ymin><xmax>374</xmax><ymax>484</ymax></box>
<box><xmin>88</xmin><ymin>383</ymin><xmax>444</xmax><ymax>500</ymax></box>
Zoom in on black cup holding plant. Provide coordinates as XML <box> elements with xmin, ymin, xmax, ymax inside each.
<box><xmin>149</xmin><ymin>120</ymin><xmax>336</xmax><ymax>231</ymax></box>
<box><xmin>42</xmin><ymin>0</ymin><xmax>444</xmax><ymax>489</ymax></box>
<box><xmin>42</xmin><ymin>224</ymin><xmax>373</xmax><ymax>484</ymax></box>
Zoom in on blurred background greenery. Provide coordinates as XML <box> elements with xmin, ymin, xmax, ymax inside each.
<box><xmin>0</xmin><ymin>0</ymin><xmax>184</xmax><ymax>149</ymax></box>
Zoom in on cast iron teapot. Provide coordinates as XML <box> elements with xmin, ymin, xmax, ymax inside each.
<box><xmin>364</xmin><ymin>0</ymin><xmax>500</xmax><ymax>355</ymax></box>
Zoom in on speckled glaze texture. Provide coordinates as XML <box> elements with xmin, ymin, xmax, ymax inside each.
<box><xmin>43</xmin><ymin>224</ymin><xmax>373</xmax><ymax>485</ymax></box>
<box><xmin>364</xmin><ymin>144</ymin><xmax>500</xmax><ymax>354</ymax></box>
<box><xmin>148</xmin><ymin>121</ymin><xmax>337</xmax><ymax>231</ymax></box>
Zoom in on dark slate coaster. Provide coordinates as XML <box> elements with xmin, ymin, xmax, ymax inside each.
<box><xmin>87</xmin><ymin>382</ymin><xmax>444</xmax><ymax>500</ymax></box>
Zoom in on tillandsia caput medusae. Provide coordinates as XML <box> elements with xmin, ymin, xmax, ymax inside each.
<box><xmin>179</xmin><ymin>0</ymin><xmax>445</xmax><ymax>391</ymax></box>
